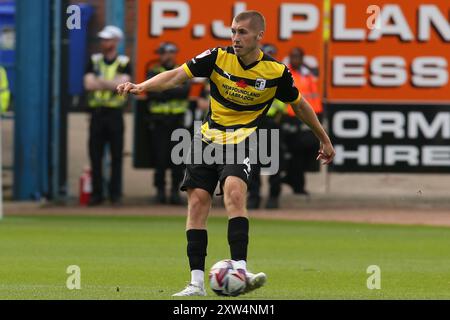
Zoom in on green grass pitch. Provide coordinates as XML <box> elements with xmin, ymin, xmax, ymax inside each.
<box><xmin>0</xmin><ymin>215</ymin><xmax>449</xmax><ymax>299</ymax></box>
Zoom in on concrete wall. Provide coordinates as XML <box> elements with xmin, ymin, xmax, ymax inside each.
<box><xmin>1</xmin><ymin>116</ymin><xmax>13</xmax><ymax>199</ymax></box>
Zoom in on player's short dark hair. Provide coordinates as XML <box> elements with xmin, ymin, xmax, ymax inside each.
<box><xmin>233</xmin><ymin>10</ymin><xmax>266</xmax><ymax>32</ymax></box>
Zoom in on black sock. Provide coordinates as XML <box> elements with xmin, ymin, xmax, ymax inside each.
<box><xmin>228</xmin><ymin>217</ymin><xmax>249</xmax><ymax>261</ymax></box>
<box><xmin>186</xmin><ymin>229</ymin><xmax>208</xmax><ymax>271</ymax></box>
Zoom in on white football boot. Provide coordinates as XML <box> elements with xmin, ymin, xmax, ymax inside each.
<box><xmin>172</xmin><ymin>283</ymin><xmax>207</xmax><ymax>297</ymax></box>
<box><xmin>241</xmin><ymin>271</ymin><xmax>267</xmax><ymax>294</ymax></box>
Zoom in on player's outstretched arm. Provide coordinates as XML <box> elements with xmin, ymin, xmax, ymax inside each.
<box><xmin>85</xmin><ymin>73</ymin><xmax>131</xmax><ymax>92</ymax></box>
<box><xmin>117</xmin><ymin>66</ymin><xmax>189</xmax><ymax>96</ymax></box>
<box><xmin>290</xmin><ymin>97</ymin><xmax>336</xmax><ymax>164</ymax></box>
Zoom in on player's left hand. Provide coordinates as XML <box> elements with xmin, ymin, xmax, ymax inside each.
<box><xmin>317</xmin><ymin>141</ymin><xmax>335</xmax><ymax>165</ymax></box>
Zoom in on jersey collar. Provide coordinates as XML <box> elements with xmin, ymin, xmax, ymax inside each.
<box><xmin>237</xmin><ymin>49</ymin><xmax>264</xmax><ymax>70</ymax></box>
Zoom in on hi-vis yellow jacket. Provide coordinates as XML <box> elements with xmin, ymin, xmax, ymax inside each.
<box><xmin>88</xmin><ymin>54</ymin><xmax>130</xmax><ymax>108</ymax></box>
<box><xmin>0</xmin><ymin>66</ymin><xmax>10</xmax><ymax>113</ymax></box>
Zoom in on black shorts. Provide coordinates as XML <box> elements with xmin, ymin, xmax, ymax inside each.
<box><xmin>180</xmin><ymin>134</ymin><xmax>254</xmax><ymax>196</ymax></box>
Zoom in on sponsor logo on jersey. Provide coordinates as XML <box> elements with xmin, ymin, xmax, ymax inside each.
<box><xmin>255</xmin><ymin>78</ymin><xmax>266</xmax><ymax>91</ymax></box>
<box><xmin>192</xmin><ymin>49</ymin><xmax>212</xmax><ymax>64</ymax></box>
<box><xmin>236</xmin><ymin>79</ymin><xmax>248</xmax><ymax>88</ymax></box>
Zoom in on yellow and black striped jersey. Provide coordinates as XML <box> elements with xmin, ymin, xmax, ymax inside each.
<box><xmin>182</xmin><ymin>46</ymin><xmax>302</xmax><ymax>144</ymax></box>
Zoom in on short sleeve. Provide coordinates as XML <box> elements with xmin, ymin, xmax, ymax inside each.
<box><xmin>275</xmin><ymin>66</ymin><xmax>302</xmax><ymax>104</ymax></box>
<box><xmin>182</xmin><ymin>48</ymin><xmax>218</xmax><ymax>78</ymax></box>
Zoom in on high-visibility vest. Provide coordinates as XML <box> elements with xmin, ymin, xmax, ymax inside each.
<box><xmin>88</xmin><ymin>54</ymin><xmax>129</xmax><ymax>108</ymax></box>
<box><xmin>148</xmin><ymin>65</ymin><xmax>189</xmax><ymax>115</ymax></box>
<box><xmin>0</xmin><ymin>66</ymin><xmax>10</xmax><ymax>113</ymax></box>
<box><xmin>286</xmin><ymin>65</ymin><xmax>323</xmax><ymax>116</ymax></box>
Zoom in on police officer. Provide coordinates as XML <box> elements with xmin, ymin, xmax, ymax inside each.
<box><xmin>146</xmin><ymin>42</ymin><xmax>190</xmax><ymax>204</ymax></box>
<box><xmin>247</xmin><ymin>44</ymin><xmax>286</xmax><ymax>209</ymax></box>
<box><xmin>83</xmin><ymin>26</ymin><xmax>131</xmax><ymax>206</ymax></box>
<box><xmin>0</xmin><ymin>66</ymin><xmax>10</xmax><ymax>113</ymax></box>
<box><xmin>282</xmin><ymin>47</ymin><xmax>322</xmax><ymax>195</ymax></box>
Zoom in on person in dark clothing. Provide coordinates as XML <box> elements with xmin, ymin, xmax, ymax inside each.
<box><xmin>84</xmin><ymin>26</ymin><xmax>131</xmax><ymax>206</ymax></box>
<box><xmin>282</xmin><ymin>47</ymin><xmax>323</xmax><ymax>195</ymax></box>
<box><xmin>146</xmin><ymin>42</ymin><xmax>191</xmax><ymax>204</ymax></box>
<box><xmin>247</xmin><ymin>43</ymin><xmax>285</xmax><ymax>209</ymax></box>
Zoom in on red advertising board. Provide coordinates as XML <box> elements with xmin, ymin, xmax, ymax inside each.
<box><xmin>135</xmin><ymin>1</ymin><xmax>450</xmax><ymax>103</ymax></box>
<box><xmin>135</xmin><ymin>0</ymin><xmax>324</xmax><ymax>94</ymax></box>
<box><xmin>327</xmin><ymin>0</ymin><xmax>450</xmax><ymax>103</ymax></box>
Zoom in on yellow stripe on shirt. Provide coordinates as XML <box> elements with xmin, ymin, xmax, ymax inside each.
<box><xmin>182</xmin><ymin>63</ymin><xmax>193</xmax><ymax>79</ymax></box>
